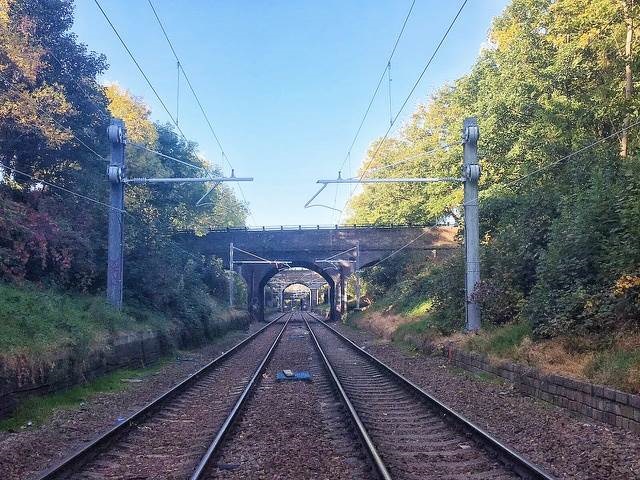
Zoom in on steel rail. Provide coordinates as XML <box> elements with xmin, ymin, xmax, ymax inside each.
<box><xmin>34</xmin><ymin>313</ymin><xmax>289</xmax><ymax>480</ymax></box>
<box><xmin>302</xmin><ymin>313</ymin><xmax>392</xmax><ymax>480</ymax></box>
<box><xmin>190</xmin><ymin>313</ymin><xmax>293</xmax><ymax>479</ymax></box>
<box><xmin>306</xmin><ymin>313</ymin><xmax>555</xmax><ymax>480</ymax></box>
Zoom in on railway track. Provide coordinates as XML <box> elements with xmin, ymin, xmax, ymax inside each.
<box><xmin>34</xmin><ymin>310</ymin><xmax>555</xmax><ymax>479</ymax></box>
<box><xmin>35</xmin><ymin>313</ymin><xmax>293</xmax><ymax>480</ymax></box>
<box><xmin>303</xmin><ymin>312</ymin><xmax>554</xmax><ymax>480</ymax></box>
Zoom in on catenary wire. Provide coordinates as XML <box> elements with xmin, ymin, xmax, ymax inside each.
<box><xmin>0</xmin><ymin>162</ymin><xmax>124</xmax><ymax>212</ymax></box>
<box><xmin>338</xmin><ymin>0</ymin><xmax>417</xmax><ymax>175</ymax></box>
<box><xmin>93</xmin><ymin>0</ymin><xmax>189</xmax><ymax>143</ymax></box>
<box><xmin>340</xmin><ymin>0</ymin><xmax>469</xmax><ymax>221</ymax></box>
<box><xmin>145</xmin><ymin>0</ymin><xmax>256</xmax><ymax>224</ymax></box>
<box><xmin>501</xmin><ymin>118</ymin><xmax>640</xmax><ymax>188</ymax></box>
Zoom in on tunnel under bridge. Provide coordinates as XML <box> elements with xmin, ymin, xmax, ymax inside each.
<box><xmin>177</xmin><ymin>225</ymin><xmax>458</xmax><ymax>321</ymax></box>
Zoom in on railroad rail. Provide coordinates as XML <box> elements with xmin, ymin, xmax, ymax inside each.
<box><xmin>34</xmin><ymin>310</ymin><xmax>555</xmax><ymax>479</ymax></box>
<box><xmin>34</xmin><ymin>312</ymin><xmax>293</xmax><ymax>480</ymax></box>
<box><xmin>302</xmin><ymin>311</ymin><xmax>555</xmax><ymax>480</ymax></box>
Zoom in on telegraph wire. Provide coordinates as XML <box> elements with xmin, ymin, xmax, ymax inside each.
<box><xmin>340</xmin><ymin>0</ymin><xmax>469</xmax><ymax>220</ymax></box>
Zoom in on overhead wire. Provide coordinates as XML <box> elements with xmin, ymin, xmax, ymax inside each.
<box><xmin>0</xmin><ymin>162</ymin><xmax>123</xmax><ymax>212</ymax></box>
<box><xmin>365</xmin><ymin>142</ymin><xmax>458</xmax><ymax>175</ymax></box>
<box><xmin>330</xmin><ymin>0</ymin><xmax>416</xmax><ymax>220</ymax></box>
<box><xmin>93</xmin><ymin>0</ymin><xmax>189</xmax><ymax>142</ymax></box>
<box><xmin>337</xmin><ymin>0</ymin><xmax>417</xmax><ymax>175</ymax></box>
<box><xmin>145</xmin><ymin>0</ymin><xmax>256</xmax><ymax>225</ymax></box>
<box><xmin>129</xmin><ymin>142</ymin><xmax>207</xmax><ymax>172</ymax></box>
<box><xmin>339</xmin><ymin>0</ymin><xmax>469</xmax><ymax>221</ymax></box>
<box><xmin>501</xmin><ymin>118</ymin><xmax>640</xmax><ymax>188</ymax></box>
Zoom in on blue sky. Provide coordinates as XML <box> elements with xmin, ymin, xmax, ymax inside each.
<box><xmin>73</xmin><ymin>0</ymin><xmax>509</xmax><ymax>226</ymax></box>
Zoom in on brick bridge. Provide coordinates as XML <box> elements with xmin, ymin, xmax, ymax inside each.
<box><xmin>177</xmin><ymin>225</ymin><xmax>458</xmax><ymax>320</ymax></box>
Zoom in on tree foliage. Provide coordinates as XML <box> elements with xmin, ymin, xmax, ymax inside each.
<box><xmin>0</xmin><ymin>0</ymin><xmax>248</xmax><ymax>324</ymax></box>
<box><xmin>352</xmin><ymin>0</ymin><xmax>640</xmax><ymax>337</ymax></box>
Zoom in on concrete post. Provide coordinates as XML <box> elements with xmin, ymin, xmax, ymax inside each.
<box><xmin>462</xmin><ymin>117</ymin><xmax>481</xmax><ymax>331</ymax></box>
<box><xmin>228</xmin><ymin>242</ymin><xmax>234</xmax><ymax>308</ymax></box>
<box><xmin>107</xmin><ymin>118</ymin><xmax>126</xmax><ymax>309</ymax></box>
<box><xmin>355</xmin><ymin>241</ymin><xmax>361</xmax><ymax>309</ymax></box>
<box><xmin>340</xmin><ymin>269</ymin><xmax>347</xmax><ymax>316</ymax></box>
<box><xmin>280</xmin><ymin>289</ymin><xmax>285</xmax><ymax>312</ymax></box>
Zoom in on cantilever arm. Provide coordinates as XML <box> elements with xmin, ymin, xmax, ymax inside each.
<box><xmin>303</xmin><ymin>183</ymin><xmax>342</xmax><ymax>212</ymax></box>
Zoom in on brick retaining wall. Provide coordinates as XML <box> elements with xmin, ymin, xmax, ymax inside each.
<box><xmin>0</xmin><ymin>313</ymin><xmax>249</xmax><ymax>419</ymax></box>
<box><xmin>440</xmin><ymin>344</ymin><xmax>640</xmax><ymax>433</ymax></box>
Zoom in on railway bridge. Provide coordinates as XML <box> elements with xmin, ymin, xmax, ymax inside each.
<box><xmin>178</xmin><ymin>225</ymin><xmax>458</xmax><ymax>320</ymax></box>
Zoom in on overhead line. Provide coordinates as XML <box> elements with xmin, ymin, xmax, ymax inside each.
<box><xmin>502</xmin><ymin>118</ymin><xmax>640</xmax><ymax>188</ymax></box>
<box><xmin>145</xmin><ymin>0</ymin><xmax>256</xmax><ymax>224</ymax></box>
<box><xmin>0</xmin><ymin>162</ymin><xmax>123</xmax><ymax>212</ymax></box>
<box><xmin>129</xmin><ymin>142</ymin><xmax>207</xmax><ymax>172</ymax></box>
<box><xmin>93</xmin><ymin>0</ymin><xmax>188</xmax><ymax>142</ymax></box>
<box><xmin>340</xmin><ymin>0</ymin><xmax>469</xmax><ymax>219</ymax></box>
<box><xmin>338</xmin><ymin>0</ymin><xmax>417</xmax><ymax>174</ymax></box>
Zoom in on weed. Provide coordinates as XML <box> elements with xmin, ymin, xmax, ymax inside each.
<box><xmin>0</xmin><ymin>359</ymin><xmax>169</xmax><ymax>431</ymax></box>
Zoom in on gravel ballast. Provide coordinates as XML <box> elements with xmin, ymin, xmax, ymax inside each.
<box><xmin>334</xmin><ymin>322</ymin><xmax>640</xmax><ymax>480</ymax></box>
<box><xmin>0</xmin><ymin>321</ymin><xmax>264</xmax><ymax>480</ymax></box>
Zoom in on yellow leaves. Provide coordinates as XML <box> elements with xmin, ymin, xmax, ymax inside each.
<box><xmin>0</xmin><ymin>0</ymin><xmax>9</xmax><ymax>25</ymax></box>
<box><xmin>491</xmin><ymin>21</ymin><xmax>521</xmax><ymax>52</ymax></box>
<box><xmin>614</xmin><ymin>274</ymin><xmax>640</xmax><ymax>297</ymax></box>
<box><xmin>0</xmin><ymin>84</ymin><xmax>73</xmax><ymax>147</ymax></box>
<box><xmin>104</xmin><ymin>84</ymin><xmax>158</xmax><ymax>145</ymax></box>
<box><xmin>0</xmin><ymin>0</ymin><xmax>45</xmax><ymax>83</ymax></box>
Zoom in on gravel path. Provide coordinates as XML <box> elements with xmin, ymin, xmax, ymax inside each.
<box><xmin>208</xmin><ymin>318</ymin><xmax>372</xmax><ymax>480</ymax></box>
<box><xmin>0</xmin><ymin>321</ymin><xmax>265</xmax><ymax>480</ymax></box>
<box><xmin>334</xmin><ymin>321</ymin><xmax>640</xmax><ymax>480</ymax></box>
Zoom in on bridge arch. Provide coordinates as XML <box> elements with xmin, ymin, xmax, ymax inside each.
<box><xmin>257</xmin><ymin>262</ymin><xmax>336</xmax><ymax>320</ymax></box>
<box><xmin>281</xmin><ymin>282</ymin><xmax>311</xmax><ymax>311</ymax></box>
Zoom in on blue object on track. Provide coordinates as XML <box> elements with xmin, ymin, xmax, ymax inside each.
<box><xmin>276</xmin><ymin>370</ymin><xmax>312</xmax><ymax>382</ymax></box>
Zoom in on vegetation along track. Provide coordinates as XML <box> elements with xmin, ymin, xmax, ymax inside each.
<box><xmin>34</xmin><ymin>313</ymin><xmax>293</xmax><ymax>480</ymax></box>
<box><xmin>303</xmin><ymin>312</ymin><xmax>556</xmax><ymax>480</ymax></box>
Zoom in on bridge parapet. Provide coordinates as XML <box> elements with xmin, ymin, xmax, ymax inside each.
<box><xmin>178</xmin><ymin>225</ymin><xmax>458</xmax><ymax>268</ymax></box>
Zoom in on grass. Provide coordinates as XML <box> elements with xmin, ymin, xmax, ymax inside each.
<box><xmin>0</xmin><ymin>282</ymin><xmax>171</xmax><ymax>357</ymax></box>
<box><xmin>463</xmin><ymin>322</ymin><xmax>640</xmax><ymax>393</ymax></box>
<box><xmin>585</xmin><ymin>347</ymin><xmax>640</xmax><ymax>392</ymax></box>
<box><xmin>0</xmin><ymin>359</ymin><xmax>169</xmax><ymax>432</ymax></box>
<box><xmin>466</xmin><ymin>322</ymin><xmax>532</xmax><ymax>358</ymax></box>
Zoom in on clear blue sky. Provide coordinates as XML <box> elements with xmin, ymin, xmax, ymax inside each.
<box><xmin>73</xmin><ymin>0</ymin><xmax>509</xmax><ymax>226</ymax></box>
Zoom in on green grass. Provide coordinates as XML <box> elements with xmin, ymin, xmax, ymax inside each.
<box><xmin>0</xmin><ymin>282</ymin><xmax>171</xmax><ymax>356</ymax></box>
<box><xmin>585</xmin><ymin>347</ymin><xmax>640</xmax><ymax>392</ymax></box>
<box><xmin>466</xmin><ymin>322</ymin><xmax>532</xmax><ymax>357</ymax></box>
<box><xmin>0</xmin><ymin>359</ymin><xmax>169</xmax><ymax>431</ymax></box>
<box><xmin>405</xmin><ymin>299</ymin><xmax>433</xmax><ymax>317</ymax></box>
